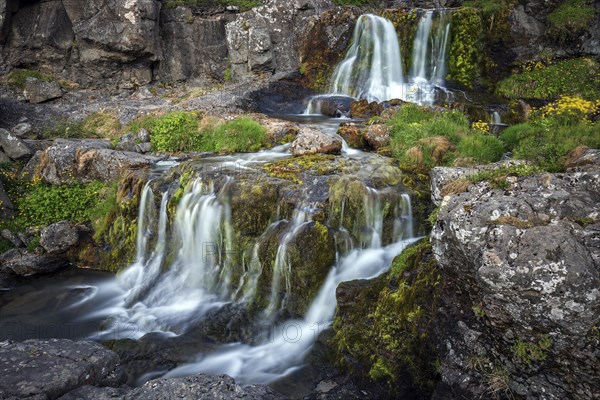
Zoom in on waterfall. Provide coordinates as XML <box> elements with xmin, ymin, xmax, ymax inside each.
<box><xmin>329</xmin><ymin>14</ymin><xmax>404</xmax><ymax>103</ymax></box>
<box><xmin>304</xmin><ymin>10</ymin><xmax>452</xmax><ymax>113</ymax></box>
<box><xmin>163</xmin><ymin>187</ymin><xmax>420</xmax><ymax>385</ymax></box>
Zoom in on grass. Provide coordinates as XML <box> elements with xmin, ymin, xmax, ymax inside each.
<box><xmin>41</xmin><ymin>111</ymin><xmax>122</xmax><ymax>140</ymax></box>
<box><xmin>200</xmin><ymin>117</ymin><xmax>268</xmax><ymax>153</ymax></box>
<box><xmin>7</xmin><ymin>69</ymin><xmax>54</xmax><ymax>90</ymax></box>
<box><xmin>163</xmin><ymin>0</ymin><xmax>261</xmax><ymax>10</ymax></box>
<box><xmin>547</xmin><ymin>0</ymin><xmax>596</xmax><ymax>38</ymax></box>
<box><xmin>150</xmin><ymin>111</ymin><xmax>201</xmax><ymax>152</ymax></box>
<box><xmin>496</xmin><ymin>58</ymin><xmax>600</xmax><ymax>101</ymax></box>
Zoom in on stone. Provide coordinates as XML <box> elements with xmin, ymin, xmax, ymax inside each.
<box><xmin>136</xmin><ymin>142</ymin><xmax>152</xmax><ymax>154</ymax></box>
<box><xmin>125</xmin><ymin>373</ymin><xmax>282</xmax><ymax>400</ymax></box>
<box><xmin>307</xmin><ymin>95</ymin><xmax>353</xmax><ymax>117</ymax></box>
<box><xmin>76</xmin><ymin>148</ymin><xmax>162</xmax><ymax>183</ymax></box>
<box><xmin>0</xmin><ymin>150</ymin><xmax>10</xmax><ymax>163</ymax></box>
<box><xmin>59</xmin><ymin>386</ymin><xmax>130</xmax><ymax>400</ymax></box>
<box><xmin>1</xmin><ymin>229</ymin><xmax>23</xmax><ymax>248</ymax></box>
<box><xmin>337</xmin><ymin>122</ymin><xmax>365</xmax><ymax>149</ymax></box>
<box><xmin>0</xmin><ymin>339</ymin><xmax>123</xmax><ymax>400</ymax></box>
<box><xmin>0</xmin><ymin>249</ymin><xmax>68</xmax><ymax>276</ymax></box>
<box><xmin>363</xmin><ymin>124</ymin><xmax>390</xmax><ymax>150</ymax></box>
<box><xmin>40</xmin><ymin>221</ymin><xmax>79</xmax><ymax>254</ymax></box>
<box><xmin>0</xmin><ymin>179</ymin><xmax>14</xmax><ymax>219</ymax></box>
<box><xmin>115</xmin><ymin>133</ymin><xmax>138</xmax><ymax>153</ymax></box>
<box><xmin>565</xmin><ymin>146</ymin><xmax>600</xmax><ymax>172</ymax></box>
<box><xmin>291</xmin><ymin>126</ymin><xmax>342</xmax><ymax>156</ymax></box>
<box><xmin>137</xmin><ymin>128</ymin><xmax>151</xmax><ymax>143</ymax></box>
<box><xmin>23</xmin><ymin>77</ymin><xmax>63</xmax><ymax>104</ymax></box>
<box><xmin>0</xmin><ymin>127</ymin><xmax>33</xmax><ymax>160</ymax></box>
<box><xmin>349</xmin><ymin>99</ymin><xmax>384</xmax><ymax>119</ymax></box>
<box><xmin>11</xmin><ymin>122</ymin><xmax>33</xmax><ymax>138</ymax></box>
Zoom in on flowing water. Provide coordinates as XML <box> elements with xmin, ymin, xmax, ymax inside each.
<box><xmin>305</xmin><ymin>11</ymin><xmax>453</xmax><ymax>113</ymax></box>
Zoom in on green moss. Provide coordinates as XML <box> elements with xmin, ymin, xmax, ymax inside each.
<box><xmin>200</xmin><ymin>117</ymin><xmax>267</xmax><ymax>153</ymax></box>
<box><xmin>469</xmin><ymin>164</ymin><xmax>543</xmax><ymax>188</ymax></box>
<box><xmin>449</xmin><ymin>8</ymin><xmax>484</xmax><ymax>88</ymax></box>
<box><xmin>513</xmin><ymin>334</ymin><xmax>553</xmax><ymax>365</ymax></box>
<box><xmin>151</xmin><ymin>111</ymin><xmax>202</xmax><ymax>153</ymax></box>
<box><xmin>331</xmin><ymin>239</ymin><xmax>441</xmax><ymax>396</ymax></box>
<box><xmin>7</xmin><ymin>69</ymin><xmax>54</xmax><ymax>90</ymax></box>
<box><xmin>547</xmin><ymin>0</ymin><xmax>596</xmax><ymax>39</ymax></box>
<box><xmin>163</xmin><ymin>0</ymin><xmax>261</xmax><ymax>10</ymax></box>
<box><xmin>496</xmin><ymin>58</ymin><xmax>600</xmax><ymax>101</ymax></box>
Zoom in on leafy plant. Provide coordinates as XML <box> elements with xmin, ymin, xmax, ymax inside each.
<box><xmin>150</xmin><ymin>111</ymin><xmax>201</xmax><ymax>152</ymax></box>
<box><xmin>457</xmin><ymin>134</ymin><xmax>504</xmax><ymax>164</ymax></box>
<box><xmin>200</xmin><ymin>117</ymin><xmax>267</xmax><ymax>153</ymax></box>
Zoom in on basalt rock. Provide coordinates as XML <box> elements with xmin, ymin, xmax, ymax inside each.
<box><xmin>23</xmin><ymin>77</ymin><xmax>63</xmax><ymax>103</ymax></box>
<box><xmin>40</xmin><ymin>221</ymin><xmax>80</xmax><ymax>254</ymax></box>
<box><xmin>0</xmin><ymin>127</ymin><xmax>33</xmax><ymax>160</ymax></box>
<box><xmin>430</xmin><ymin>161</ymin><xmax>600</xmax><ymax>399</ymax></box>
<box><xmin>0</xmin><ymin>248</ymin><xmax>69</xmax><ymax>276</ymax></box>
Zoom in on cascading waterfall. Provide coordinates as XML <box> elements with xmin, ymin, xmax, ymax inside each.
<box><xmin>163</xmin><ymin>187</ymin><xmax>419</xmax><ymax>384</ymax></box>
<box><xmin>304</xmin><ymin>10</ymin><xmax>452</xmax><ymax>113</ymax></box>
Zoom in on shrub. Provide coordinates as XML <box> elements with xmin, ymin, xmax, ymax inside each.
<box><xmin>200</xmin><ymin>117</ymin><xmax>267</xmax><ymax>153</ymax></box>
<box><xmin>150</xmin><ymin>111</ymin><xmax>201</xmax><ymax>152</ymax></box>
<box><xmin>449</xmin><ymin>8</ymin><xmax>484</xmax><ymax>88</ymax></box>
<box><xmin>457</xmin><ymin>134</ymin><xmax>504</xmax><ymax>163</ymax></box>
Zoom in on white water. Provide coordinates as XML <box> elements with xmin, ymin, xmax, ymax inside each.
<box><xmin>304</xmin><ymin>10</ymin><xmax>452</xmax><ymax>112</ymax></box>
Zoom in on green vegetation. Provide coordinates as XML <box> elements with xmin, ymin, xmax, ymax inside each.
<box><xmin>500</xmin><ymin>96</ymin><xmax>600</xmax><ymax>171</ymax></box>
<box><xmin>513</xmin><ymin>334</ymin><xmax>553</xmax><ymax>365</ymax></box>
<box><xmin>456</xmin><ymin>134</ymin><xmax>504</xmax><ymax>164</ymax></box>
<box><xmin>331</xmin><ymin>239</ymin><xmax>441</xmax><ymax>396</ymax></box>
<box><xmin>449</xmin><ymin>8</ymin><xmax>483</xmax><ymax>88</ymax></box>
<box><xmin>200</xmin><ymin>117</ymin><xmax>268</xmax><ymax>153</ymax></box>
<box><xmin>163</xmin><ymin>0</ymin><xmax>261</xmax><ymax>10</ymax></box>
<box><xmin>42</xmin><ymin>112</ymin><xmax>122</xmax><ymax>140</ymax></box>
<box><xmin>150</xmin><ymin>111</ymin><xmax>201</xmax><ymax>152</ymax></box>
<box><xmin>496</xmin><ymin>58</ymin><xmax>600</xmax><ymax>101</ymax></box>
<box><xmin>7</xmin><ymin>69</ymin><xmax>54</xmax><ymax>89</ymax></box>
<box><xmin>547</xmin><ymin>0</ymin><xmax>596</xmax><ymax>39</ymax></box>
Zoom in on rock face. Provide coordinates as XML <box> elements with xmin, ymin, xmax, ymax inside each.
<box><xmin>23</xmin><ymin>77</ymin><xmax>63</xmax><ymax>103</ymax></box>
<box><xmin>0</xmin><ymin>339</ymin><xmax>123</xmax><ymax>400</ymax></box>
<box><xmin>291</xmin><ymin>126</ymin><xmax>342</xmax><ymax>155</ymax></box>
<box><xmin>0</xmin><ymin>248</ymin><xmax>69</xmax><ymax>276</ymax></box>
<box><xmin>430</xmin><ymin>163</ymin><xmax>600</xmax><ymax>399</ymax></box>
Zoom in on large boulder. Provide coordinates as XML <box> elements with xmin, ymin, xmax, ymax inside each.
<box><xmin>40</xmin><ymin>221</ymin><xmax>80</xmax><ymax>254</ymax></box>
<box><xmin>291</xmin><ymin>126</ymin><xmax>342</xmax><ymax>156</ymax></box>
<box><xmin>23</xmin><ymin>77</ymin><xmax>63</xmax><ymax>103</ymax></box>
<box><xmin>0</xmin><ymin>249</ymin><xmax>69</xmax><ymax>276</ymax></box>
<box><xmin>0</xmin><ymin>128</ymin><xmax>33</xmax><ymax>160</ymax></box>
<box><xmin>430</xmin><ymin>162</ymin><xmax>600</xmax><ymax>399</ymax></box>
<box><xmin>363</xmin><ymin>124</ymin><xmax>390</xmax><ymax>151</ymax></box>
<box><xmin>0</xmin><ymin>339</ymin><xmax>123</xmax><ymax>400</ymax></box>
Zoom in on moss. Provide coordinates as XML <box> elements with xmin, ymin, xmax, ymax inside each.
<box><xmin>331</xmin><ymin>239</ymin><xmax>441</xmax><ymax>396</ymax></box>
<box><xmin>547</xmin><ymin>0</ymin><xmax>596</xmax><ymax>40</ymax></box>
<box><xmin>163</xmin><ymin>0</ymin><xmax>261</xmax><ymax>10</ymax></box>
<box><xmin>7</xmin><ymin>69</ymin><xmax>54</xmax><ymax>90</ymax></box>
<box><xmin>512</xmin><ymin>334</ymin><xmax>553</xmax><ymax>365</ymax></box>
<box><xmin>81</xmin><ymin>111</ymin><xmax>122</xmax><ymax>138</ymax></box>
<box><xmin>448</xmin><ymin>8</ymin><xmax>484</xmax><ymax>88</ymax></box>
<box><xmin>263</xmin><ymin>154</ymin><xmax>341</xmax><ymax>184</ymax></box>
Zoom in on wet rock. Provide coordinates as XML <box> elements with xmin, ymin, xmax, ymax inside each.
<box><xmin>24</xmin><ymin>77</ymin><xmax>63</xmax><ymax>104</ymax></box>
<box><xmin>40</xmin><ymin>221</ymin><xmax>80</xmax><ymax>254</ymax></box>
<box><xmin>0</xmin><ymin>249</ymin><xmax>69</xmax><ymax>276</ymax></box>
<box><xmin>76</xmin><ymin>149</ymin><xmax>161</xmax><ymax>183</ymax></box>
<box><xmin>349</xmin><ymin>100</ymin><xmax>384</xmax><ymax>120</ymax></box>
<box><xmin>0</xmin><ymin>339</ymin><xmax>123</xmax><ymax>400</ymax></box>
<box><xmin>0</xmin><ymin>179</ymin><xmax>14</xmax><ymax>219</ymax></box>
<box><xmin>1</xmin><ymin>229</ymin><xmax>23</xmax><ymax>248</ymax></box>
<box><xmin>126</xmin><ymin>373</ymin><xmax>282</xmax><ymax>400</ymax></box>
<box><xmin>431</xmin><ymin>163</ymin><xmax>600</xmax><ymax>399</ymax></box>
<box><xmin>307</xmin><ymin>96</ymin><xmax>353</xmax><ymax>117</ymax></box>
<box><xmin>0</xmin><ymin>127</ymin><xmax>33</xmax><ymax>160</ymax></box>
<box><xmin>291</xmin><ymin>126</ymin><xmax>342</xmax><ymax>156</ymax></box>
<box><xmin>11</xmin><ymin>122</ymin><xmax>34</xmax><ymax>138</ymax></box>
<box><xmin>337</xmin><ymin>122</ymin><xmax>365</xmax><ymax>149</ymax></box>
<box><xmin>363</xmin><ymin>124</ymin><xmax>390</xmax><ymax>150</ymax></box>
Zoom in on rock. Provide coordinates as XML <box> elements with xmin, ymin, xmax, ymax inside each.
<box><xmin>363</xmin><ymin>124</ymin><xmax>390</xmax><ymax>150</ymax></box>
<box><xmin>1</xmin><ymin>229</ymin><xmax>23</xmax><ymax>248</ymax></box>
<box><xmin>306</xmin><ymin>95</ymin><xmax>353</xmax><ymax>117</ymax></box>
<box><xmin>0</xmin><ymin>127</ymin><xmax>33</xmax><ymax>160</ymax></box>
<box><xmin>565</xmin><ymin>146</ymin><xmax>600</xmax><ymax>172</ymax></box>
<box><xmin>20</xmin><ymin>150</ymin><xmax>44</xmax><ymax>181</ymax></box>
<box><xmin>137</xmin><ymin>128</ymin><xmax>151</xmax><ymax>143</ymax></box>
<box><xmin>40</xmin><ymin>221</ymin><xmax>79</xmax><ymax>254</ymax></box>
<box><xmin>0</xmin><ymin>179</ymin><xmax>14</xmax><ymax>219</ymax></box>
<box><xmin>76</xmin><ymin>148</ymin><xmax>162</xmax><ymax>183</ymax></box>
<box><xmin>0</xmin><ymin>150</ymin><xmax>10</xmax><ymax>163</ymax></box>
<box><xmin>23</xmin><ymin>77</ymin><xmax>63</xmax><ymax>103</ymax></box>
<box><xmin>337</xmin><ymin>122</ymin><xmax>365</xmax><ymax>149</ymax></box>
<box><xmin>349</xmin><ymin>99</ymin><xmax>384</xmax><ymax>119</ymax></box>
<box><xmin>115</xmin><ymin>133</ymin><xmax>138</xmax><ymax>153</ymax></box>
<box><xmin>125</xmin><ymin>373</ymin><xmax>282</xmax><ymax>400</ymax></box>
<box><xmin>0</xmin><ymin>339</ymin><xmax>123</xmax><ymax>400</ymax></box>
<box><xmin>59</xmin><ymin>386</ymin><xmax>130</xmax><ymax>400</ymax></box>
<box><xmin>0</xmin><ymin>249</ymin><xmax>69</xmax><ymax>276</ymax></box>
<box><xmin>431</xmin><ymin>163</ymin><xmax>600</xmax><ymax>399</ymax></box>
<box><xmin>11</xmin><ymin>122</ymin><xmax>33</xmax><ymax>138</ymax></box>
<box><xmin>136</xmin><ymin>142</ymin><xmax>152</xmax><ymax>154</ymax></box>
<box><xmin>430</xmin><ymin>160</ymin><xmax>528</xmax><ymax>206</ymax></box>
<box><xmin>291</xmin><ymin>126</ymin><xmax>342</xmax><ymax>156</ymax></box>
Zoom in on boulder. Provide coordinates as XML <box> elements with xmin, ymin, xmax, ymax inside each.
<box><xmin>0</xmin><ymin>128</ymin><xmax>33</xmax><ymax>160</ymax></box>
<box><xmin>23</xmin><ymin>77</ymin><xmax>63</xmax><ymax>103</ymax></box>
<box><xmin>363</xmin><ymin>124</ymin><xmax>390</xmax><ymax>150</ymax></box>
<box><xmin>349</xmin><ymin>99</ymin><xmax>384</xmax><ymax>120</ymax></box>
<box><xmin>76</xmin><ymin>148</ymin><xmax>162</xmax><ymax>183</ymax></box>
<box><xmin>291</xmin><ymin>126</ymin><xmax>342</xmax><ymax>156</ymax></box>
<box><xmin>137</xmin><ymin>128</ymin><xmax>151</xmax><ymax>143</ymax></box>
<box><xmin>337</xmin><ymin>122</ymin><xmax>365</xmax><ymax>149</ymax></box>
<box><xmin>431</xmin><ymin>163</ymin><xmax>600</xmax><ymax>399</ymax></box>
<box><xmin>565</xmin><ymin>146</ymin><xmax>600</xmax><ymax>172</ymax></box>
<box><xmin>11</xmin><ymin>122</ymin><xmax>34</xmax><ymax>138</ymax></box>
<box><xmin>0</xmin><ymin>339</ymin><xmax>123</xmax><ymax>400</ymax></box>
<box><xmin>0</xmin><ymin>249</ymin><xmax>69</xmax><ymax>276</ymax></box>
<box><xmin>40</xmin><ymin>221</ymin><xmax>79</xmax><ymax>254</ymax></box>
<box><xmin>306</xmin><ymin>95</ymin><xmax>353</xmax><ymax>117</ymax></box>
<box><xmin>125</xmin><ymin>373</ymin><xmax>282</xmax><ymax>400</ymax></box>
<box><xmin>60</xmin><ymin>386</ymin><xmax>131</xmax><ymax>400</ymax></box>
<box><xmin>1</xmin><ymin>229</ymin><xmax>23</xmax><ymax>248</ymax></box>
<box><xmin>115</xmin><ymin>133</ymin><xmax>138</xmax><ymax>153</ymax></box>
<box><xmin>0</xmin><ymin>150</ymin><xmax>10</xmax><ymax>163</ymax></box>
